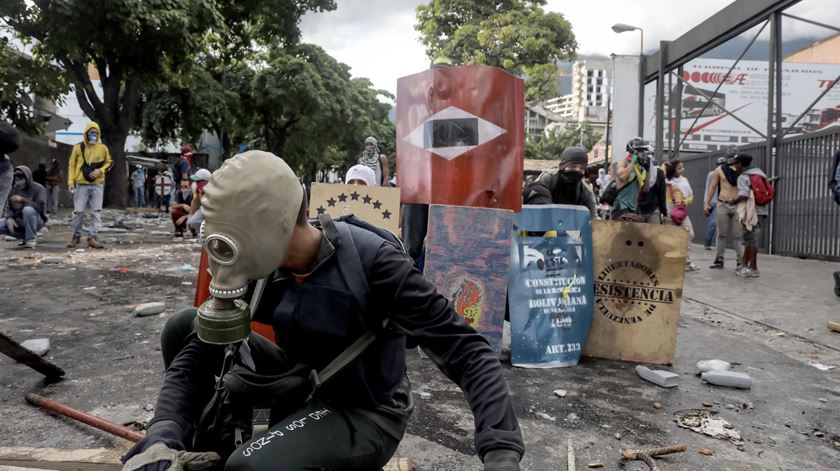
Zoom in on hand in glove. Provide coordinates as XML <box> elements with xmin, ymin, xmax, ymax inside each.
<box><xmin>122</xmin><ymin>443</ymin><xmax>221</xmax><ymax>471</ymax></box>
<box><xmin>5</xmin><ymin>218</ymin><xmax>17</xmax><ymax>234</ymax></box>
<box><xmin>483</xmin><ymin>449</ymin><xmax>521</xmax><ymax>471</ymax></box>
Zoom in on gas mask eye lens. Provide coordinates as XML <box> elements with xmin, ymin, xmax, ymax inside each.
<box><xmin>205</xmin><ymin>234</ymin><xmax>239</xmax><ymax>265</ymax></box>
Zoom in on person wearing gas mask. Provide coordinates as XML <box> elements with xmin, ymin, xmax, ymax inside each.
<box><xmin>358</xmin><ymin>136</ymin><xmax>389</xmax><ymax>186</ymax></box>
<box><xmin>0</xmin><ymin>166</ymin><xmax>47</xmax><ymax>249</ymax></box>
<box><xmin>522</xmin><ymin>146</ymin><xmax>598</xmax><ymax>218</ymax></box>
<box><xmin>67</xmin><ymin>122</ymin><xmax>111</xmax><ymax>249</ymax></box>
<box><xmin>610</xmin><ymin>137</ymin><xmax>652</xmax><ymax>221</ymax></box>
<box><xmin>122</xmin><ymin>151</ymin><xmax>523</xmax><ymax>471</ymax></box>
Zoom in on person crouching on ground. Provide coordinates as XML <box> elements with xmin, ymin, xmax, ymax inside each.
<box><xmin>171</xmin><ymin>180</ymin><xmax>194</xmax><ymax>237</ymax></box>
<box><xmin>121</xmin><ymin>150</ymin><xmax>524</xmax><ymax>471</ymax></box>
<box><xmin>0</xmin><ymin>166</ymin><xmax>47</xmax><ymax>249</ymax></box>
<box><xmin>186</xmin><ymin>168</ymin><xmax>210</xmax><ymax>236</ymax></box>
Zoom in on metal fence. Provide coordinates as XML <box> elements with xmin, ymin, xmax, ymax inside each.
<box><xmin>677</xmin><ymin>128</ymin><xmax>840</xmax><ymax>261</ymax></box>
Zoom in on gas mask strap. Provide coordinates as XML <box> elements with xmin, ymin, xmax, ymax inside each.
<box><xmin>250</xmin><ymin>277</ymin><xmax>268</xmax><ymax>320</ymax></box>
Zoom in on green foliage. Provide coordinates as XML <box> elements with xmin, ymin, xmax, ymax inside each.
<box><xmin>525</xmin><ymin>121</ymin><xmax>601</xmax><ymax>160</ymax></box>
<box><xmin>415</xmin><ymin>0</ymin><xmax>576</xmax><ymax>101</ymax></box>
<box><xmin>0</xmin><ymin>36</ymin><xmax>69</xmax><ymax>134</ymax></box>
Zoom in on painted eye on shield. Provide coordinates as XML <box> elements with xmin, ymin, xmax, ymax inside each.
<box><xmin>205</xmin><ymin>234</ymin><xmax>239</xmax><ymax>265</ymax></box>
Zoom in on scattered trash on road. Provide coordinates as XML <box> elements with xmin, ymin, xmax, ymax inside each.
<box><xmin>134</xmin><ymin>302</ymin><xmax>166</xmax><ymax>317</ymax></box>
<box><xmin>636</xmin><ymin>365</ymin><xmax>680</xmax><ymax>388</ymax></box>
<box><xmin>696</xmin><ymin>359</ymin><xmax>731</xmax><ymax>374</ymax></box>
<box><xmin>674</xmin><ymin>409</ymin><xmax>744</xmax><ymax>446</ymax></box>
<box><xmin>808</xmin><ymin>362</ymin><xmax>835</xmax><ymax>371</ymax></box>
<box><xmin>620</xmin><ymin>444</ymin><xmax>686</xmax><ymax>471</ymax></box>
<box><xmin>701</xmin><ymin>370</ymin><xmax>752</xmax><ymax>389</ymax></box>
<box><xmin>698</xmin><ymin>448</ymin><xmax>714</xmax><ymax>456</ymax></box>
<box><xmin>554</xmin><ymin>389</ymin><xmax>567</xmax><ymax>398</ymax></box>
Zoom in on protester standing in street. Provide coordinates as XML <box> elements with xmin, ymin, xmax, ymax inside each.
<box><xmin>155</xmin><ymin>170</ymin><xmax>174</xmax><ymax>213</ymax></box>
<box><xmin>32</xmin><ymin>162</ymin><xmax>47</xmax><ymax>186</ymax></box>
<box><xmin>703</xmin><ymin>156</ymin><xmax>727</xmax><ymax>250</ymax></box>
<box><xmin>44</xmin><ymin>158</ymin><xmax>63</xmax><ymax>214</ymax></box>
<box><xmin>732</xmin><ymin>154</ymin><xmax>770</xmax><ymax>277</ymax></box>
<box><xmin>705</xmin><ymin>153</ymin><xmax>745</xmax><ymax>270</ymax></box>
<box><xmin>0</xmin><ymin>122</ymin><xmax>20</xmax><ymax>215</ymax></box>
<box><xmin>639</xmin><ymin>155</ymin><xmax>667</xmax><ymax>224</ymax></box>
<box><xmin>523</xmin><ymin>146</ymin><xmax>598</xmax><ymax>218</ymax></box>
<box><xmin>358</xmin><ymin>137</ymin><xmax>389</xmax><ymax>186</ymax></box>
<box><xmin>132</xmin><ymin>165</ymin><xmax>146</xmax><ymax>208</ymax></box>
<box><xmin>832</xmin><ymin>149</ymin><xmax>840</xmax><ymax>296</ymax></box>
<box><xmin>665</xmin><ymin>159</ymin><xmax>700</xmax><ymax>271</ymax></box>
<box><xmin>611</xmin><ymin>138</ymin><xmax>651</xmax><ymax>221</ymax></box>
<box><xmin>173</xmin><ymin>146</ymin><xmax>193</xmax><ymax>186</ymax></box>
<box><xmin>67</xmin><ymin>121</ymin><xmax>110</xmax><ymax>249</ymax></box>
<box><xmin>0</xmin><ymin>166</ymin><xmax>47</xmax><ymax>249</ymax></box>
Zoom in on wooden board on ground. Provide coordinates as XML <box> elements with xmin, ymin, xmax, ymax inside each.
<box><xmin>309</xmin><ymin>183</ymin><xmax>400</xmax><ymax>236</ymax></box>
<box><xmin>0</xmin><ymin>333</ymin><xmax>64</xmax><ymax>379</ymax></box>
<box><xmin>424</xmin><ymin>205</ymin><xmax>513</xmax><ymax>351</ymax></box>
<box><xmin>0</xmin><ymin>448</ymin><xmax>410</xmax><ymax>471</ymax></box>
<box><xmin>583</xmin><ymin>220</ymin><xmax>689</xmax><ymax>365</ymax></box>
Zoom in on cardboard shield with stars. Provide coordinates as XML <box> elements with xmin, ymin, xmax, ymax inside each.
<box><xmin>396</xmin><ymin>65</ymin><xmax>524</xmax><ymax>211</ymax></box>
<box><xmin>423</xmin><ymin>205</ymin><xmax>513</xmax><ymax>351</ymax></box>
<box><xmin>309</xmin><ymin>183</ymin><xmax>400</xmax><ymax>236</ymax></box>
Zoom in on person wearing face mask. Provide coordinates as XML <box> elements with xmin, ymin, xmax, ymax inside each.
<box><xmin>522</xmin><ymin>146</ymin><xmax>598</xmax><ymax>218</ymax></box>
<box><xmin>0</xmin><ymin>166</ymin><xmax>47</xmax><ymax>249</ymax></box>
<box><xmin>122</xmin><ymin>150</ymin><xmax>524</xmax><ymax>471</ymax></box>
<box><xmin>358</xmin><ymin>137</ymin><xmax>389</xmax><ymax>186</ymax></box>
<box><xmin>170</xmin><ymin>179</ymin><xmax>194</xmax><ymax>237</ymax></box>
<box><xmin>67</xmin><ymin>121</ymin><xmax>111</xmax><ymax>249</ymax></box>
<box><xmin>0</xmin><ymin>122</ymin><xmax>21</xmax><ymax>216</ymax></box>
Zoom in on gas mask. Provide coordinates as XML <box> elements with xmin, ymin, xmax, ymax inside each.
<box><xmin>197</xmin><ymin>150</ymin><xmax>303</xmax><ymax>344</ymax></box>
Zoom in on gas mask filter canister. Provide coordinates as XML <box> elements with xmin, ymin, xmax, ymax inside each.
<box><xmin>196</xmin><ymin>150</ymin><xmax>303</xmax><ymax>344</ymax></box>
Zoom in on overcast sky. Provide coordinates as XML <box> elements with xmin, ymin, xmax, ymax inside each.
<box><xmin>300</xmin><ymin>0</ymin><xmax>840</xmax><ymax>96</ymax></box>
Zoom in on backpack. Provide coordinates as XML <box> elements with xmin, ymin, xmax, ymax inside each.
<box><xmin>749</xmin><ymin>174</ymin><xmax>775</xmax><ymax>206</ymax></box>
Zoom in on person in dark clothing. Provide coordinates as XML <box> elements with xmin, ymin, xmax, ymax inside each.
<box><xmin>638</xmin><ymin>156</ymin><xmax>667</xmax><ymax>224</ymax></box>
<box><xmin>0</xmin><ymin>166</ymin><xmax>47</xmax><ymax>249</ymax></box>
<box><xmin>523</xmin><ymin>146</ymin><xmax>598</xmax><ymax>218</ymax></box>
<box><xmin>45</xmin><ymin>158</ymin><xmax>63</xmax><ymax>214</ymax></box>
<box><xmin>0</xmin><ymin>122</ymin><xmax>21</xmax><ymax>215</ymax></box>
<box><xmin>32</xmin><ymin>162</ymin><xmax>47</xmax><ymax>186</ymax></box>
<box><xmin>122</xmin><ymin>151</ymin><xmax>523</xmax><ymax>471</ymax></box>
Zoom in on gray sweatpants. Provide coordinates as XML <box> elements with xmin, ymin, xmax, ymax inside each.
<box><xmin>715</xmin><ymin>202</ymin><xmax>743</xmax><ymax>260</ymax></box>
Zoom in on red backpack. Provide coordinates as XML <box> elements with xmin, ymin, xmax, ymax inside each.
<box><xmin>749</xmin><ymin>174</ymin><xmax>775</xmax><ymax>206</ymax></box>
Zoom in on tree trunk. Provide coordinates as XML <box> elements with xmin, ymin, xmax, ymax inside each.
<box><xmin>103</xmin><ymin>131</ymin><xmax>129</xmax><ymax>208</ymax></box>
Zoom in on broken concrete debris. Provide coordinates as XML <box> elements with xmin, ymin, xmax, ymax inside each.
<box><xmin>20</xmin><ymin>338</ymin><xmax>50</xmax><ymax>357</ymax></box>
<box><xmin>696</xmin><ymin>359</ymin><xmax>731</xmax><ymax>374</ymax></box>
<box><xmin>553</xmin><ymin>389</ymin><xmax>567</xmax><ymax>398</ymax></box>
<box><xmin>674</xmin><ymin>409</ymin><xmax>744</xmax><ymax>446</ymax></box>
<box><xmin>701</xmin><ymin>371</ymin><xmax>752</xmax><ymax>389</ymax></box>
<box><xmin>134</xmin><ymin>302</ymin><xmax>166</xmax><ymax>317</ymax></box>
<box><xmin>635</xmin><ymin>365</ymin><xmax>680</xmax><ymax>388</ymax></box>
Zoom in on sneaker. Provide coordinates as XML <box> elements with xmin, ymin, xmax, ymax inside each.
<box><xmin>710</xmin><ymin>257</ymin><xmax>724</xmax><ymax>269</ymax></box>
<box><xmin>87</xmin><ymin>236</ymin><xmax>104</xmax><ymax>249</ymax></box>
<box><xmin>67</xmin><ymin>234</ymin><xmax>81</xmax><ymax>248</ymax></box>
<box><xmin>704</xmin><ymin>246</ymin><xmax>712</xmax><ymax>251</ymax></box>
<box><xmin>23</xmin><ymin>240</ymin><xmax>36</xmax><ymax>249</ymax></box>
<box><xmin>739</xmin><ymin>267</ymin><xmax>756</xmax><ymax>277</ymax></box>
<box><xmin>747</xmin><ymin>269</ymin><xmax>760</xmax><ymax>278</ymax></box>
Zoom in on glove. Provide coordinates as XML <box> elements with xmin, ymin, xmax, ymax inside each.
<box><xmin>5</xmin><ymin>218</ymin><xmax>17</xmax><ymax>234</ymax></box>
<box><xmin>483</xmin><ymin>449</ymin><xmax>521</xmax><ymax>471</ymax></box>
<box><xmin>122</xmin><ymin>443</ymin><xmax>221</xmax><ymax>471</ymax></box>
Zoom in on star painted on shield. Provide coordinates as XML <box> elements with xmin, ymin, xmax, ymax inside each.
<box><xmin>316</xmin><ymin>206</ymin><xmax>326</xmax><ymax>215</ymax></box>
<box><xmin>381</xmin><ymin>210</ymin><xmax>392</xmax><ymax>219</ymax></box>
<box><xmin>350</xmin><ymin>191</ymin><xmax>360</xmax><ymax>201</ymax></box>
<box><xmin>337</xmin><ymin>193</ymin><xmax>348</xmax><ymax>203</ymax></box>
<box><xmin>372</xmin><ymin>200</ymin><xmax>382</xmax><ymax>209</ymax></box>
<box><xmin>327</xmin><ymin>197</ymin><xmax>336</xmax><ymax>207</ymax></box>
<box><xmin>362</xmin><ymin>195</ymin><xmax>372</xmax><ymax>204</ymax></box>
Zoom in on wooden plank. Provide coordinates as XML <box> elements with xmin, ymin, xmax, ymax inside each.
<box><xmin>583</xmin><ymin>221</ymin><xmax>688</xmax><ymax>365</ymax></box>
<box><xmin>424</xmin><ymin>205</ymin><xmax>513</xmax><ymax>351</ymax></box>
<box><xmin>309</xmin><ymin>183</ymin><xmax>400</xmax><ymax>236</ymax></box>
<box><xmin>0</xmin><ymin>447</ymin><xmax>122</xmax><ymax>471</ymax></box>
<box><xmin>0</xmin><ymin>333</ymin><xmax>64</xmax><ymax>379</ymax></box>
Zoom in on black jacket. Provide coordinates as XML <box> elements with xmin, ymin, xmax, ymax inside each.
<box><xmin>5</xmin><ymin>165</ymin><xmax>47</xmax><ymax>223</ymax></box>
<box><xmin>151</xmin><ymin>217</ymin><xmax>524</xmax><ymax>460</ymax></box>
<box><xmin>638</xmin><ymin>168</ymin><xmax>667</xmax><ymax>216</ymax></box>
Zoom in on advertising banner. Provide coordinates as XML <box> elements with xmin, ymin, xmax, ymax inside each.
<box><xmin>396</xmin><ymin>66</ymin><xmax>524</xmax><ymax>211</ymax></box>
<box><xmin>584</xmin><ymin>221</ymin><xmax>688</xmax><ymax>365</ymax></box>
<box><xmin>508</xmin><ymin>205</ymin><xmax>594</xmax><ymax>368</ymax></box>
<box><xmin>423</xmin><ymin>205</ymin><xmax>513</xmax><ymax>351</ymax></box>
<box><xmin>645</xmin><ymin>58</ymin><xmax>840</xmax><ymax>152</ymax></box>
<box><xmin>309</xmin><ymin>183</ymin><xmax>401</xmax><ymax>236</ymax></box>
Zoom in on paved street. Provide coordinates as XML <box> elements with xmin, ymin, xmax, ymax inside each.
<box><xmin>0</xmin><ymin>212</ymin><xmax>838</xmax><ymax>470</ymax></box>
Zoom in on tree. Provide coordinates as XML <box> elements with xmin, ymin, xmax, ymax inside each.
<box><xmin>0</xmin><ymin>36</ymin><xmax>69</xmax><ymax>135</ymax></box>
<box><xmin>415</xmin><ymin>0</ymin><xmax>576</xmax><ymax>101</ymax></box>
<box><xmin>1</xmin><ymin>0</ymin><xmax>335</xmax><ymax>207</ymax></box>
<box><xmin>525</xmin><ymin>121</ymin><xmax>601</xmax><ymax>160</ymax></box>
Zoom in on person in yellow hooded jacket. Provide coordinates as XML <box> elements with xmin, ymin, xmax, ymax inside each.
<box><xmin>67</xmin><ymin>122</ymin><xmax>111</xmax><ymax>248</ymax></box>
